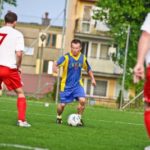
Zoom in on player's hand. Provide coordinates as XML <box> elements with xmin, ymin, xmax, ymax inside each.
<box><xmin>17</xmin><ymin>67</ymin><xmax>22</xmax><ymax>74</ymax></box>
<box><xmin>91</xmin><ymin>78</ymin><xmax>96</xmax><ymax>87</ymax></box>
<box><xmin>53</xmin><ymin>62</ymin><xmax>58</xmax><ymax>73</ymax></box>
<box><xmin>133</xmin><ymin>63</ymin><xmax>144</xmax><ymax>83</ymax></box>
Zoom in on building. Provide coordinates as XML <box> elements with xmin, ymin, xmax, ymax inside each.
<box><xmin>65</xmin><ymin>0</ymin><xmax>134</xmax><ymax>106</ymax></box>
<box><xmin>16</xmin><ymin>22</ymin><xmax>62</xmax><ymax>74</ymax></box>
<box><xmin>0</xmin><ymin>13</ymin><xmax>63</xmax><ymax>97</ymax></box>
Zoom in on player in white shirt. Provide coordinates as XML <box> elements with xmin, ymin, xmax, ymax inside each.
<box><xmin>133</xmin><ymin>13</ymin><xmax>150</xmax><ymax>150</ymax></box>
<box><xmin>0</xmin><ymin>12</ymin><xmax>31</xmax><ymax>127</ymax></box>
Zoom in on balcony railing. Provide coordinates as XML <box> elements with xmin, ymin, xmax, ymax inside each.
<box><xmin>75</xmin><ymin>18</ymin><xmax>110</xmax><ymax>35</ymax></box>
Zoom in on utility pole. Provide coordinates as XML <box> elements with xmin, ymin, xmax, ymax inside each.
<box><xmin>55</xmin><ymin>0</ymin><xmax>68</xmax><ymax>104</ymax></box>
<box><xmin>36</xmin><ymin>33</ymin><xmax>47</xmax><ymax>97</ymax></box>
<box><xmin>120</xmin><ymin>25</ymin><xmax>130</xmax><ymax>109</ymax></box>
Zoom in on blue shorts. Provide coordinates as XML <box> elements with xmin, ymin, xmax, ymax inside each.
<box><xmin>60</xmin><ymin>85</ymin><xmax>85</xmax><ymax>104</ymax></box>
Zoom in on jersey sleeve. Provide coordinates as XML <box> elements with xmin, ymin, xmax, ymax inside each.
<box><xmin>83</xmin><ymin>55</ymin><xmax>91</xmax><ymax>72</ymax></box>
<box><xmin>57</xmin><ymin>55</ymin><xmax>66</xmax><ymax>67</ymax></box>
<box><xmin>15</xmin><ymin>33</ymin><xmax>24</xmax><ymax>51</ymax></box>
<box><xmin>141</xmin><ymin>13</ymin><xmax>150</xmax><ymax>34</ymax></box>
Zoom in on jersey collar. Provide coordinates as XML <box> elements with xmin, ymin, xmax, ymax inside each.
<box><xmin>70</xmin><ymin>52</ymin><xmax>81</xmax><ymax>60</ymax></box>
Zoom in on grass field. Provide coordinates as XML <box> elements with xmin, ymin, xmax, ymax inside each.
<box><xmin>0</xmin><ymin>95</ymin><xmax>149</xmax><ymax>150</ymax></box>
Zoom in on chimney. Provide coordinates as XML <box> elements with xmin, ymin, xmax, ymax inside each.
<box><xmin>42</xmin><ymin>12</ymin><xmax>51</xmax><ymax>26</ymax></box>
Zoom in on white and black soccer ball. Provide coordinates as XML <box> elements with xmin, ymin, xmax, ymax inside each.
<box><xmin>67</xmin><ymin>114</ymin><xmax>81</xmax><ymax>126</ymax></box>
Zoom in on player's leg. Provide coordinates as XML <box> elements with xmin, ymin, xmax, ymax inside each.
<box><xmin>144</xmin><ymin>103</ymin><xmax>150</xmax><ymax>137</ymax></box>
<box><xmin>56</xmin><ymin>103</ymin><xmax>66</xmax><ymax>124</ymax></box>
<box><xmin>144</xmin><ymin>102</ymin><xmax>150</xmax><ymax>150</ymax></box>
<box><xmin>14</xmin><ymin>87</ymin><xmax>31</xmax><ymax>127</ymax></box>
<box><xmin>56</xmin><ymin>90</ymin><xmax>73</xmax><ymax>124</ymax></box>
<box><xmin>0</xmin><ymin>79</ymin><xmax>2</xmax><ymax>96</ymax></box>
<box><xmin>3</xmin><ymin>68</ymin><xmax>30</xmax><ymax>127</ymax></box>
<box><xmin>77</xmin><ymin>97</ymin><xmax>86</xmax><ymax>126</ymax></box>
<box><xmin>0</xmin><ymin>66</ymin><xmax>7</xmax><ymax>95</ymax></box>
<box><xmin>144</xmin><ymin>66</ymin><xmax>150</xmax><ymax>137</ymax></box>
<box><xmin>57</xmin><ymin>103</ymin><xmax>66</xmax><ymax>116</ymax></box>
<box><xmin>73</xmin><ymin>85</ymin><xmax>86</xmax><ymax>126</ymax></box>
<box><xmin>77</xmin><ymin>97</ymin><xmax>86</xmax><ymax>115</ymax></box>
<box><xmin>14</xmin><ymin>88</ymin><xmax>26</xmax><ymax>120</ymax></box>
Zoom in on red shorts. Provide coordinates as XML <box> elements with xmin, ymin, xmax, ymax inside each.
<box><xmin>0</xmin><ymin>65</ymin><xmax>23</xmax><ymax>91</ymax></box>
<box><xmin>144</xmin><ymin>67</ymin><xmax>150</xmax><ymax>103</ymax></box>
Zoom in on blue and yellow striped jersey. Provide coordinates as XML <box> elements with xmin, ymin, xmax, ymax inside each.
<box><xmin>57</xmin><ymin>52</ymin><xmax>91</xmax><ymax>91</ymax></box>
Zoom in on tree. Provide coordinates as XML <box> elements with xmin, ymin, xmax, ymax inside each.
<box><xmin>93</xmin><ymin>0</ymin><xmax>150</xmax><ymax>93</ymax></box>
<box><xmin>1</xmin><ymin>0</ymin><xmax>17</xmax><ymax>7</ymax></box>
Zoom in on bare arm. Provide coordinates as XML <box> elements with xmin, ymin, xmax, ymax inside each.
<box><xmin>133</xmin><ymin>31</ymin><xmax>150</xmax><ymax>83</ymax></box>
<box><xmin>16</xmin><ymin>51</ymin><xmax>23</xmax><ymax>71</ymax></box>
<box><xmin>88</xmin><ymin>70</ymin><xmax>96</xmax><ymax>86</ymax></box>
<box><xmin>53</xmin><ymin>61</ymin><xmax>59</xmax><ymax>74</ymax></box>
<box><xmin>137</xmin><ymin>31</ymin><xmax>150</xmax><ymax>65</ymax></box>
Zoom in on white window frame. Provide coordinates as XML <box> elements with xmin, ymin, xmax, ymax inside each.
<box><xmin>84</xmin><ymin>78</ymin><xmax>108</xmax><ymax>98</ymax></box>
<box><xmin>88</xmin><ymin>42</ymin><xmax>110</xmax><ymax>60</ymax></box>
<box><xmin>93</xmin><ymin>80</ymin><xmax>108</xmax><ymax>97</ymax></box>
<box><xmin>99</xmin><ymin>43</ymin><xmax>110</xmax><ymax>60</ymax></box>
<box><xmin>81</xmin><ymin>5</ymin><xmax>92</xmax><ymax>33</ymax></box>
<box><xmin>88</xmin><ymin>42</ymin><xmax>99</xmax><ymax>59</ymax></box>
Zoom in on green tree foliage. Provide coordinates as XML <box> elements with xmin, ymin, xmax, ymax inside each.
<box><xmin>94</xmin><ymin>0</ymin><xmax>150</xmax><ymax>93</ymax></box>
<box><xmin>2</xmin><ymin>0</ymin><xmax>17</xmax><ymax>7</ymax></box>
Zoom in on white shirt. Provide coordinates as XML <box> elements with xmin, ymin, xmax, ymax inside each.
<box><xmin>141</xmin><ymin>13</ymin><xmax>150</xmax><ymax>34</ymax></box>
<box><xmin>0</xmin><ymin>26</ymin><xmax>24</xmax><ymax>68</ymax></box>
<box><xmin>141</xmin><ymin>13</ymin><xmax>150</xmax><ymax>66</ymax></box>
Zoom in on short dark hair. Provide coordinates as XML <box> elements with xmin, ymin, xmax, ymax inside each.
<box><xmin>71</xmin><ymin>39</ymin><xmax>82</xmax><ymax>47</ymax></box>
<box><xmin>4</xmin><ymin>11</ymin><xmax>17</xmax><ymax>23</ymax></box>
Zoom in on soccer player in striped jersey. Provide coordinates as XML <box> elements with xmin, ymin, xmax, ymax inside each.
<box><xmin>0</xmin><ymin>12</ymin><xmax>31</xmax><ymax>127</ymax></box>
<box><xmin>53</xmin><ymin>39</ymin><xmax>96</xmax><ymax>125</ymax></box>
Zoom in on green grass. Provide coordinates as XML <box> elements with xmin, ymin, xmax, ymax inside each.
<box><xmin>0</xmin><ymin>95</ymin><xmax>149</xmax><ymax>150</ymax></box>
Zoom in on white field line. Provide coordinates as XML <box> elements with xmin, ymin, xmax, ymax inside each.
<box><xmin>0</xmin><ymin>109</ymin><xmax>143</xmax><ymax>126</ymax></box>
<box><xmin>93</xmin><ymin>119</ymin><xmax>143</xmax><ymax>126</ymax></box>
<box><xmin>0</xmin><ymin>143</ymin><xmax>49</xmax><ymax>150</ymax></box>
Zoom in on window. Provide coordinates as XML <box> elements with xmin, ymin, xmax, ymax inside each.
<box><xmin>91</xmin><ymin>43</ymin><xmax>98</xmax><ymax>58</ymax></box>
<box><xmin>46</xmin><ymin>33</ymin><xmax>57</xmax><ymax>47</ymax></box>
<box><xmin>51</xmin><ymin>34</ymin><xmax>56</xmax><ymax>47</ymax></box>
<box><xmin>43</xmin><ymin>60</ymin><xmax>54</xmax><ymax>74</ymax></box>
<box><xmin>81</xmin><ymin>41</ymin><xmax>89</xmax><ymax>56</ymax></box>
<box><xmin>82</xmin><ymin>23</ymin><xmax>90</xmax><ymax>32</ymax></box>
<box><xmin>86</xmin><ymin>79</ymin><xmax>91</xmax><ymax>95</ymax></box>
<box><xmin>99</xmin><ymin>44</ymin><xmax>109</xmax><ymax>60</ymax></box>
<box><xmin>43</xmin><ymin>60</ymin><xmax>49</xmax><ymax>73</ymax></box>
<box><xmin>89</xmin><ymin>42</ymin><xmax>110</xmax><ymax>59</ymax></box>
<box><xmin>82</xmin><ymin>6</ymin><xmax>92</xmax><ymax>32</ymax></box>
<box><xmin>115</xmin><ymin>83</ymin><xmax>129</xmax><ymax>100</ymax></box>
<box><xmin>85</xmin><ymin>78</ymin><xmax>107</xmax><ymax>97</ymax></box>
<box><xmin>93</xmin><ymin>80</ymin><xmax>107</xmax><ymax>97</ymax></box>
<box><xmin>83</xmin><ymin>6</ymin><xmax>92</xmax><ymax>21</ymax></box>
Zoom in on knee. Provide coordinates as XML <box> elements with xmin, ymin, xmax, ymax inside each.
<box><xmin>60</xmin><ymin>103</ymin><xmax>66</xmax><ymax>108</ymax></box>
<box><xmin>17</xmin><ymin>92</ymin><xmax>25</xmax><ymax>98</ymax></box>
<box><xmin>79</xmin><ymin>99</ymin><xmax>86</xmax><ymax>106</ymax></box>
<box><xmin>15</xmin><ymin>88</ymin><xmax>25</xmax><ymax>97</ymax></box>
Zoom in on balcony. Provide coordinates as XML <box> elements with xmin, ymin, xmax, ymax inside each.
<box><xmin>87</xmin><ymin>57</ymin><xmax>122</xmax><ymax>75</ymax></box>
<box><xmin>75</xmin><ymin>18</ymin><xmax>110</xmax><ymax>37</ymax></box>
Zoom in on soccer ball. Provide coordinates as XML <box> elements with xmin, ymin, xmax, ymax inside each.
<box><xmin>67</xmin><ymin>114</ymin><xmax>81</xmax><ymax>126</ymax></box>
<box><xmin>44</xmin><ymin>102</ymin><xmax>49</xmax><ymax>107</ymax></box>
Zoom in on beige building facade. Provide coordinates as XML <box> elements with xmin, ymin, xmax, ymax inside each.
<box><xmin>15</xmin><ymin>22</ymin><xmax>62</xmax><ymax>74</ymax></box>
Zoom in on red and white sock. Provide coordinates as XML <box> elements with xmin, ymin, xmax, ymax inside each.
<box><xmin>17</xmin><ymin>97</ymin><xmax>26</xmax><ymax>121</ymax></box>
